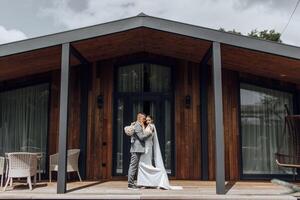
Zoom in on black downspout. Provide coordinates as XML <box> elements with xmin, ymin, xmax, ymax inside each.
<box><xmin>200</xmin><ymin>62</ymin><xmax>209</xmax><ymax>180</ymax></box>
<box><xmin>295</xmin><ymin>90</ymin><xmax>300</xmax><ymax>114</ymax></box>
<box><xmin>199</xmin><ymin>46</ymin><xmax>212</xmax><ymax>181</ymax></box>
<box><xmin>79</xmin><ymin>64</ymin><xmax>89</xmax><ymax>180</ymax></box>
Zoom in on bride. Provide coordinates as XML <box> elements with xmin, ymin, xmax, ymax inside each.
<box><xmin>137</xmin><ymin>115</ymin><xmax>182</xmax><ymax>190</ymax></box>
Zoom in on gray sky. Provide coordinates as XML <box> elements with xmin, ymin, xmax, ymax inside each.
<box><xmin>0</xmin><ymin>0</ymin><xmax>300</xmax><ymax>46</ymax></box>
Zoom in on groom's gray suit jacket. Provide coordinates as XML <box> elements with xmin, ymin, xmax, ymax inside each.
<box><xmin>130</xmin><ymin>122</ymin><xmax>151</xmax><ymax>153</ymax></box>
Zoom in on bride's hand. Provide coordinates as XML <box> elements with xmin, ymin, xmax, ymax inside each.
<box><xmin>144</xmin><ymin>128</ymin><xmax>153</xmax><ymax>136</ymax></box>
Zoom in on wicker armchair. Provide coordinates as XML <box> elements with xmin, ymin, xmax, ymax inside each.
<box><xmin>49</xmin><ymin>149</ymin><xmax>82</xmax><ymax>182</ymax></box>
<box><xmin>20</xmin><ymin>146</ymin><xmax>44</xmax><ymax>181</ymax></box>
<box><xmin>3</xmin><ymin>153</ymin><xmax>37</xmax><ymax>191</ymax></box>
<box><xmin>275</xmin><ymin>115</ymin><xmax>300</xmax><ymax>180</ymax></box>
<box><xmin>0</xmin><ymin>157</ymin><xmax>4</xmax><ymax>187</ymax></box>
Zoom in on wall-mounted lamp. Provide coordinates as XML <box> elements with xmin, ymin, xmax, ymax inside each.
<box><xmin>97</xmin><ymin>95</ymin><xmax>104</xmax><ymax>109</ymax></box>
<box><xmin>185</xmin><ymin>95</ymin><xmax>191</xmax><ymax>109</ymax></box>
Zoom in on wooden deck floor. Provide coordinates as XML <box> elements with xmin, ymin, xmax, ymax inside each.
<box><xmin>0</xmin><ymin>180</ymin><xmax>299</xmax><ymax>199</ymax></box>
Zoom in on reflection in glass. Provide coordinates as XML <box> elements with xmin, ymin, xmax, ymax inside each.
<box><xmin>116</xmin><ymin>99</ymin><xmax>124</xmax><ymax>174</ymax></box>
<box><xmin>133</xmin><ymin>101</ymin><xmax>143</xmax><ymax>120</ymax></box>
<box><xmin>164</xmin><ymin>100</ymin><xmax>171</xmax><ymax>173</ymax></box>
<box><xmin>240</xmin><ymin>83</ymin><xmax>293</xmax><ymax>174</ymax></box>
<box><xmin>118</xmin><ymin>64</ymin><xmax>143</xmax><ymax>92</ymax></box>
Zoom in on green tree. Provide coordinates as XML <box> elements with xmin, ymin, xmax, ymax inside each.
<box><xmin>219</xmin><ymin>28</ymin><xmax>242</xmax><ymax>35</ymax></box>
<box><xmin>219</xmin><ymin>27</ymin><xmax>282</xmax><ymax>43</ymax></box>
<box><xmin>248</xmin><ymin>29</ymin><xmax>282</xmax><ymax>43</ymax></box>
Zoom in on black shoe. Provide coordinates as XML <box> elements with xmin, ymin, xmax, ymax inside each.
<box><xmin>128</xmin><ymin>184</ymin><xmax>139</xmax><ymax>190</ymax></box>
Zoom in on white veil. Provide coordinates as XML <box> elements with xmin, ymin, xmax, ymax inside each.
<box><xmin>152</xmin><ymin>125</ymin><xmax>182</xmax><ymax>190</ymax></box>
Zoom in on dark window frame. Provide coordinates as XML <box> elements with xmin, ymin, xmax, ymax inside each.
<box><xmin>238</xmin><ymin>76</ymin><xmax>299</xmax><ymax>181</ymax></box>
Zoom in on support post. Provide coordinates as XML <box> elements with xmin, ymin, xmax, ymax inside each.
<box><xmin>57</xmin><ymin>43</ymin><xmax>70</xmax><ymax>194</ymax></box>
<box><xmin>212</xmin><ymin>42</ymin><xmax>225</xmax><ymax>194</ymax></box>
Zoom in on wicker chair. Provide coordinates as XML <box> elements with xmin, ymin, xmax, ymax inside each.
<box><xmin>3</xmin><ymin>153</ymin><xmax>37</xmax><ymax>191</ymax></box>
<box><xmin>275</xmin><ymin>115</ymin><xmax>300</xmax><ymax>180</ymax></box>
<box><xmin>20</xmin><ymin>146</ymin><xmax>44</xmax><ymax>181</ymax></box>
<box><xmin>49</xmin><ymin>149</ymin><xmax>82</xmax><ymax>182</ymax></box>
<box><xmin>0</xmin><ymin>157</ymin><xmax>4</xmax><ymax>187</ymax></box>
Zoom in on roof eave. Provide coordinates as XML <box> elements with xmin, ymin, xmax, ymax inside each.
<box><xmin>0</xmin><ymin>15</ymin><xmax>300</xmax><ymax>60</ymax></box>
<box><xmin>0</xmin><ymin>16</ymin><xmax>144</xmax><ymax>57</ymax></box>
<box><xmin>143</xmin><ymin>16</ymin><xmax>300</xmax><ymax>60</ymax></box>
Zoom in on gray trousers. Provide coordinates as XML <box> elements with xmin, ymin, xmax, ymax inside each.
<box><xmin>128</xmin><ymin>152</ymin><xmax>141</xmax><ymax>186</ymax></box>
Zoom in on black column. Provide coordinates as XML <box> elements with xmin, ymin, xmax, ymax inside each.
<box><xmin>57</xmin><ymin>43</ymin><xmax>70</xmax><ymax>194</ymax></box>
<box><xmin>212</xmin><ymin>42</ymin><xmax>225</xmax><ymax>194</ymax></box>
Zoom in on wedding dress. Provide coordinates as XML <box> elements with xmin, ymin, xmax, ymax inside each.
<box><xmin>137</xmin><ymin>124</ymin><xmax>182</xmax><ymax>190</ymax></box>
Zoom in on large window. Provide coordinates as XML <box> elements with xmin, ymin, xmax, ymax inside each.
<box><xmin>240</xmin><ymin>83</ymin><xmax>294</xmax><ymax>175</ymax></box>
<box><xmin>117</xmin><ymin>63</ymin><xmax>171</xmax><ymax>93</ymax></box>
<box><xmin>0</xmin><ymin>83</ymin><xmax>49</xmax><ymax>171</ymax></box>
<box><xmin>114</xmin><ymin>63</ymin><xmax>173</xmax><ymax>175</ymax></box>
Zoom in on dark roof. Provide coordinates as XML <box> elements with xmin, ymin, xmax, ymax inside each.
<box><xmin>1</xmin><ymin>14</ymin><xmax>300</xmax><ymax>59</ymax></box>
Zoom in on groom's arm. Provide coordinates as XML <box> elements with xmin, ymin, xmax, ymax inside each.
<box><xmin>134</xmin><ymin>124</ymin><xmax>152</xmax><ymax>141</ymax></box>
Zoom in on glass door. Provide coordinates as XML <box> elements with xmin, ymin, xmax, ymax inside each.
<box><xmin>113</xmin><ymin>63</ymin><xmax>173</xmax><ymax>176</ymax></box>
<box><xmin>114</xmin><ymin>95</ymin><xmax>172</xmax><ymax>176</ymax></box>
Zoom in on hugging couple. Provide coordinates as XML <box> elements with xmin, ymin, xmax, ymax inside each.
<box><xmin>125</xmin><ymin>112</ymin><xmax>181</xmax><ymax>190</ymax></box>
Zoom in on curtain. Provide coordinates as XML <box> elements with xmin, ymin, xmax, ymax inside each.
<box><xmin>148</xmin><ymin>64</ymin><xmax>171</xmax><ymax>92</ymax></box>
<box><xmin>0</xmin><ymin>83</ymin><xmax>49</xmax><ymax>171</ymax></box>
<box><xmin>240</xmin><ymin>83</ymin><xmax>293</xmax><ymax>174</ymax></box>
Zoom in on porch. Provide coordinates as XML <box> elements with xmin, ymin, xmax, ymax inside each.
<box><xmin>1</xmin><ymin>13</ymin><xmax>300</xmax><ymax>196</ymax></box>
<box><xmin>0</xmin><ymin>180</ymin><xmax>298</xmax><ymax>199</ymax></box>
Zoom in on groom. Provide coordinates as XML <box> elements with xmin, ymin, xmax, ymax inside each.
<box><xmin>128</xmin><ymin>112</ymin><xmax>152</xmax><ymax>189</ymax></box>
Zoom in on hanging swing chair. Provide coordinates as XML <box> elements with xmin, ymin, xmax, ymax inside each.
<box><xmin>275</xmin><ymin>105</ymin><xmax>300</xmax><ymax>181</ymax></box>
